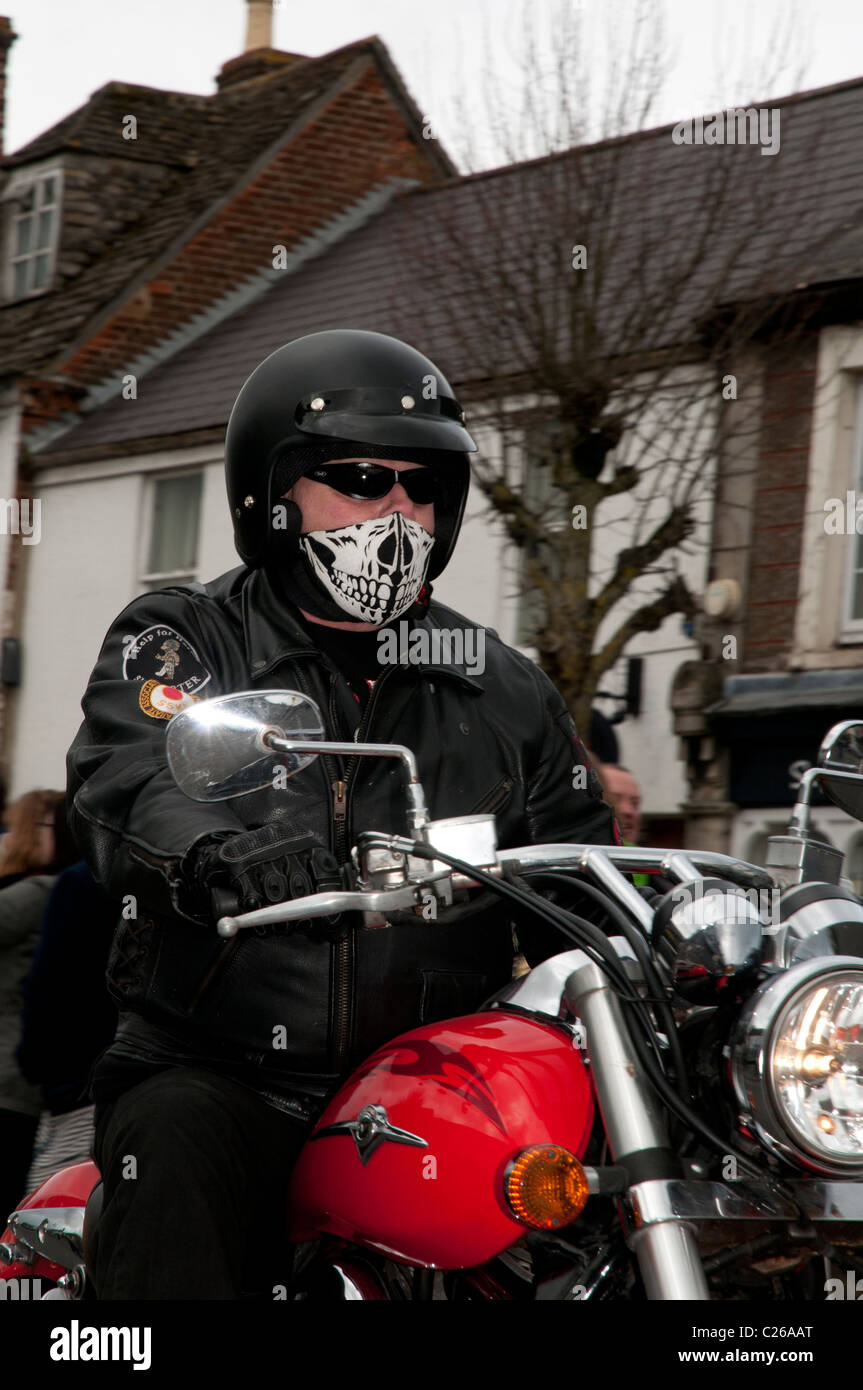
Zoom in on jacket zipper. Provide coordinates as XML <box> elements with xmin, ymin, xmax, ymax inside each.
<box><xmin>284</xmin><ymin>659</ymin><xmax>346</xmax><ymax>820</ymax></box>
<box><xmin>263</xmin><ymin>650</ymin><xmax>400</xmax><ymax>1071</ymax></box>
<box><xmin>266</xmin><ymin>656</ymin><xmax>353</xmax><ymax>1071</ymax></box>
<box><xmin>330</xmin><ymin>665</ymin><xmax>399</xmax><ymax>1069</ymax></box>
<box><xmin>470</xmin><ymin>776</ymin><xmax>514</xmax><ymax>817</ymax></box>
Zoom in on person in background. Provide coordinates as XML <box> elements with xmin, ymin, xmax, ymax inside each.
<box><xmin>0</xmin><ymin>788</ymin><xmax>62</xmax><ymax>889</ymax></box>
<box><xmin>596</xmin><ymin>764</ymin><xmax>642</xmax><ymax>847</ymax></box>
<box><xmin>17</xmin><ymin>858</ymin><xmax>119</xmax><ymax>1194</ymax></box>
<box><xmin>593</xmin><ymin>761</ymin><xmax>663</xmax><ymax>892</ymax></box>
<box><xmin>0</xmin><ymin>791</ymin><xmax>70</xmax><ymax>1221</ymax></box>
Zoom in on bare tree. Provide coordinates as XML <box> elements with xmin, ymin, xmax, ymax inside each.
<box><xmin>398</xmin><ymin>0</ymin><xmax>839</xmax><ymax>737</ymax></box>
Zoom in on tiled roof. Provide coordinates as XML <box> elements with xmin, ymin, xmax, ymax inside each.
<box><xmin>34</xmin><ymin>72</ymin><xmax>863</xmax><ymax>460</ymax></box>
<box><xmin>4</xmin><ymin>82</ymin><xmax>210</xmax><ymax>169</ymax></box>
<box><xmin>1</xmin><ymin>37</ymin><xmax>451</xmax><ymax>378</ymax></box>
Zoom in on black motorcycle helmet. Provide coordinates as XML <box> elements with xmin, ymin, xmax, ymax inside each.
<box><xmin>224</xmin><ymin>329</ymin><xmax>476</xmax><ymax>582</ymax></box>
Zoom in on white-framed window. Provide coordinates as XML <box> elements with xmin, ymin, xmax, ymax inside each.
<box><xmin>840</xmin><ymin>380</ymin><xmax>863</xmax><ymax>640</ymax></box>
<box><xmin>2</xmin><ymin>166</ymin><xmax>63</xmax><ymax>300</ymax></box>
<box><xmin>139</xmin><ymin>472</ymin><xmax>204</xmax><ymax>591</ymax></box>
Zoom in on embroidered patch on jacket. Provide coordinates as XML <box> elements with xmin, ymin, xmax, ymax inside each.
<box><xmin>138</xmin><ymin>681</ymin><xmax>200</xmax><ymax>720</ymax></box>
<box><xmin>122</xmin><ymin>625</ymin><xmax>211</xmax><ymax>695</ymax></box>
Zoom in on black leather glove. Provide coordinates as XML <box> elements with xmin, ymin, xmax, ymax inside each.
<box><xmin>188</xmin><ymin>824</ymin><xmax>341</xmax><ymax>918</ymax></box>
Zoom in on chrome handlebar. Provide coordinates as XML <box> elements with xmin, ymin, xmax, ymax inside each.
<box><xmin>216</xmin><ymin>840</ymin><xmax>775</xmax><ymax>937</ymax></box>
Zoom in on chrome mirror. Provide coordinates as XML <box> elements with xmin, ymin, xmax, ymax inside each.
<box><xmin>166</xmin><ymin>690</ymin><xmax>325</xmax><ymax>801</ymax></box>
<box><xmin>817</xmin><ymin>721</ymin><xmax>863</xmax><ymax>821</ymax></box>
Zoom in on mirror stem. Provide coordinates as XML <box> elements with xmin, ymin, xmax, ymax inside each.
<box><xmin>788</xmin><ymin>766</ymin><xmax>863</xmax><ymax>837</ymax></box>
<box><xmin>787</xmin><ymin>767</ymin><xmax>818</xmax><ymax>837</ymax></box>
<box><xmin>266</xmin><ymin>736</ymin><xmax>430</xmax><ymax>833</ymax></box>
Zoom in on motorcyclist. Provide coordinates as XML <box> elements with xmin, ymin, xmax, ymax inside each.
<box><xmin>66</xmin><ymin>329</ymin><xmax>616</xmax><ymax>1299</ymax></box>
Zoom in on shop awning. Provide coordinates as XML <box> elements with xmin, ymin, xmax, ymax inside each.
<box><xmin>707</xmin><ymin>670</ymin><xmax>863</xmax><ymax>718</ymax></box>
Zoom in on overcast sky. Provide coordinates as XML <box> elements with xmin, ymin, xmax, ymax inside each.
<box><xmin>6</xmin><ymin>0</ymin><xmax>863</xmax><ymax>166</ymax></box>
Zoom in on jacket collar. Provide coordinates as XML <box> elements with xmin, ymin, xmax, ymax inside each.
<box><xmin>242</xmin><ymin>567</ymin><xmax>324</xmax><ymax>678</ymax></box>
<box><xmin>241</xmin><ymin>568</ymin><xmax>483</xmax><ymax>693</ymax></box>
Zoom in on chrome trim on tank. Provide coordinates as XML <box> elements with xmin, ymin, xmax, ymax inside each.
<box><xmin>488</xmin><ymin>941</ymin><xmax>640</xmax><ymax>1023</ymax></box>
<box><xmin>311</xmin><ymin>1104</ymin><xmax>428</xmax><ymax>1166</ymax></box>
<box><xmin>7</xmin><ymin>1206</ymin><xmax>84</xmax><ymax>1270</ymax></box>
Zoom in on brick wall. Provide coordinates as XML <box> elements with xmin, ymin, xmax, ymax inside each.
<box><xmin>742</xmin><ymin>334</ymin><xmax>819</xmax><ymax>670</ymax></box>
<box><xmin>55</xmin><ymin>62</ymin><xmax>439</xmax><ymax>392</ymax></box>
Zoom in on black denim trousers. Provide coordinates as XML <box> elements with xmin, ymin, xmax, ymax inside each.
<box><xmin>0</xmin><ymin>1107</ymin><xmax>39</xmax><ymax>1224</ymax></box>
<box><xmin>91</xmin><ymin>1067</ymin><xmax>312</xmax><ymax>1299</ymax></box>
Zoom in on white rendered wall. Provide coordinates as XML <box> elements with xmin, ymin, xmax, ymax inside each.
<box><xmin>12</xmin><ymin>447</ymin><xmax>231</xmax><ymax>795</ymax></box>
<box><xmin>589</xmin><ymin>366</ymin><xmax>714</xmax><ymax>814</ymax></box>
<box><xmin>433</xmin><ymin>417</ymin><xmax>517</xmax><ymax>640</ymax></box>
<box><xmin>793</xmin><ymin>323</ymin><xmax>863</xmax><ymax>667</ymax></box>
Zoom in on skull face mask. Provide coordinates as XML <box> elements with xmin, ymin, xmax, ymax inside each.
<box><xmin>299</xmin><ymin>512</ymin><xmax>434</xmax><ymax>624</ymax></box>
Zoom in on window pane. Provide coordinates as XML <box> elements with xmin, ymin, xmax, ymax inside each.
<box><xmin>523</xmin><ymin>450</ymin><xmax>569</xmax><ymax>527</ymax></box>
<box><xmin>148</xmin><ymin>475</ymin><xmax>203</xmax><ymax>574</ymax></box>
<box><xmin>41</xmin><ymin>177</ymin><xmax>56</xmax><ymax>205</ymax></box>
<box><xmin>33</xmin><ymin>253</ymin><xmax>50</xmax><ymax>288</ymax></box>
<box><xmin>13</xmin><ymin>260</ymin><xmax>28</xmax><ymax>297</ymax></box>
<box><xmin>18</xmin><ymin>187</ymin><xmax>34</xmax><ymax>212</ymax></box>
<box><xmin>15</xmin><ymin>215</ymin><xmax>32</xmax><ymax>255</ymax></box>
<box><xmin>36</xmin><ymin>208</ymin><xmax>54</xmax><ymax>249</ymax></box>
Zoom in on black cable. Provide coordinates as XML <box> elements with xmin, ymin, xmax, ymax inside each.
<box><xmin>512</xmin><ymin>885</ymin><xmax>672</xmax><ymax>1076</ymax></box>
<box><xmin>521</xmin><ymin>869</ymin><xmax>690</xmax><ymax>1099</ymax></box>
<box><xmin>506</xmin><ymin>871</ymin><xmax>671</xmax><ymax>1077</ymax></box>
<box><xmin>403</xmin><ymin>840</ymin><xmax>669</xmax><ymax>1072</ymax></box>
<box><xmin>408</xmin><ymin>843</ymin><xmax>681</xmax><ymax>1095</ymax></box>
<box><xmin>407</xmin><ymin>839</ymin><xmax>780</xmax><ymax>1185</ymax></box>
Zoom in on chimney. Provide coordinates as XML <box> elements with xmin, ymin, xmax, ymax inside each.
<box><xmin>0</xmin><ymin>18</ymin><xmax>18</xmax><ymax>158</ymax></box>
<box><xmin>245</xmin><ymin>0</ymin><xmax>274</xmax><ymax>51</ymax></box>
<box><xmin>216</xmin><ymin>1</ymin><xmax>307</xmax><ymax>91</ymax></box>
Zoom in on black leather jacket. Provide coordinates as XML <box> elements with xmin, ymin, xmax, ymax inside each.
<box><xmin>67</xmin><ymin>565</ymin><xmax>615</xmax><ymax>1098</ymax></box>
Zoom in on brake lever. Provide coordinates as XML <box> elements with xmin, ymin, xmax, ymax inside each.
<box><xmin>216</xmin><ymin>883</ymin><xmax>426</xmax><ymax>937</ymax></box>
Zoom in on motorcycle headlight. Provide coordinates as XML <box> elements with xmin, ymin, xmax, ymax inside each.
<box><xmin>730</xmin><ymin>957</ymin><xmax>863</xmax><ymax>1174</ymax></box>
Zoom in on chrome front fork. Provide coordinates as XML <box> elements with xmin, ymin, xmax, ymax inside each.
<box><xmin>565</xmin><ymin>953</ymin><xmax>710</xmax><ymax>1300</ymax></box>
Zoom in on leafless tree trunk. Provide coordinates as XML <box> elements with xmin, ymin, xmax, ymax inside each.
<box><xmin>396</xmin><ymin>0</ymin><xmax>840</xmax><ymax>737</ymax></box>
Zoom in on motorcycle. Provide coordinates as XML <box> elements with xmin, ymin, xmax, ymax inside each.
<box><xmin>3</xmin><ymin>691</ymin><xmax>863</xmax><ymax>1302</ymax></box>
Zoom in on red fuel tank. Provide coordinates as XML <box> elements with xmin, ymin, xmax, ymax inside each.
<box><xmin>288</xmin><ymin>1011</ymin><xmax>593</xmax><ymax>1268</ymax></box>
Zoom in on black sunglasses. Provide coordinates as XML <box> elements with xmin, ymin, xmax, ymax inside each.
<box><xmin>303</xmin><ymin>461</ymin><xmax>439</xmax><ymax>504</ymax></box>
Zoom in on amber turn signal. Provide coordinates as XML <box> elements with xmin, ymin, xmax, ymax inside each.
<box><xmin>504</xmin><ymin>1145</ymin><xmax>589</xmax><ymax>1230</ymax></box>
